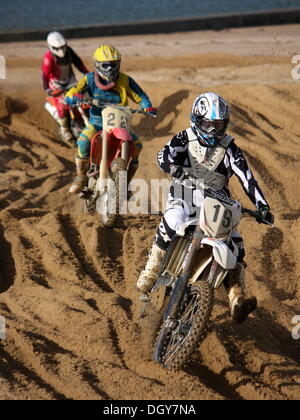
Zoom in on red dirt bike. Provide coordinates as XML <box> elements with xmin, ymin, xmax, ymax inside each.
<box><xmin>45</xmin><ymin>84</ymin><xmax>90</xmax><ymax>145</ymax></box>
<box><xmin>79</xmin><ymin>101</ymin><xmax>155</xmax><ymax>226</ymax></box>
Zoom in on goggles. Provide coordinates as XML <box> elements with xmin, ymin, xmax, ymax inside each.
<box><xmin>95</xmin><ymin>61</ymin><xmax>120</xmax><ymax>72</ymax></box>
<box><xmin>200</xmin><ymin>119</ymin><xmax>226</xmax><ymax>134</ymax></box>
<box><xmin>50</xmin><ymin>45</ymin><xmax>67</xmax><ymax>57</ymax></box>
<box><xmin>52</xmin><ymin>45</ymin><xmax>66</xmax><ymax>52</ymax></box>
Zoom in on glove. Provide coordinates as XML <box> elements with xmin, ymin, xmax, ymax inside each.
<box><xmin>170</xmin><ymin>165</ymin><xmax>190</xmax><ymax>181</ymax></box>
<box><xmin>46</xmin><ymin>88</ymin><xmax>63</xmax><ymax>97</ymax></box>
<box><xmin>72</xmin><ymin>93</ymin><xmax>84</xmax><ymax>103</ymax></box>
<box><xmin>261</xmin><ymin>209</ymin><xmax>274</xmax><ymax>224</ymax></box>
<box><xmin>143</xmin><ymin>106</ymin><xmax>157</xmax><ymax>116</ymax></box>
<box><xmin>259</xmin><ymin>205</ymin><xmax>274</xmax><ymax>224</ymax></box>
<box><xmin>65</xmin><ymin>93</ymin><xmax>83</xmax><ymax>106</ymax></box>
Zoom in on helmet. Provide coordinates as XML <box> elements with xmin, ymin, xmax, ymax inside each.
<box><xmin>93</xmin><ymin>45</ymin><xmax>121</xmax><ymax>83</ymax></box>
<box><xmin>190</xmin><ymin>92</ymin><xmax>230</xmax><ymax>147</ymax></box>
<box><xmin>47</xmin><ymin>31</ymin><xmax>67</xmax><ymax>58</ymax></box>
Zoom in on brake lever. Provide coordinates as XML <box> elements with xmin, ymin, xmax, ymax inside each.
<box><xmin>261</xmin><ymin>219</ymin><xmax>275</xmax><ymax>228</ymax></box>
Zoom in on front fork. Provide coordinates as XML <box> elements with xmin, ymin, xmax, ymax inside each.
<box><xmin>121</xmin><ymin>141</ymin><xmax>129</xmax><ymax>166</ymax></box>
<box><xmin>207</xmin><ymin>260</ymin><xmax>225</xmax><ymax>288</ymax></box>
<box><xmin>99</xmin><ymin>130</ymin><xmax>109</xmax><ymax>184</ymax></box>
<box><xmin>163</xmin><ymin>225</ymin><xmax>204</xmax><ymax>322</ymax></box>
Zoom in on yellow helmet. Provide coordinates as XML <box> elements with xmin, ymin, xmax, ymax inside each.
<box><xmin>93</xmin><ymin>45</ymin><xmax>121</xmax><ymax>83</ymax></box>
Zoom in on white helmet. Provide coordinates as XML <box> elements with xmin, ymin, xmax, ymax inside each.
<box><xmin>190</xmin><ymin>92</ymin><xmax>230</xmax><ymax>147</ymax></box>
<box><xmin>47</xmin><ymin>31</ymin><xmax>67</xmax><ymax>58</ymax></box>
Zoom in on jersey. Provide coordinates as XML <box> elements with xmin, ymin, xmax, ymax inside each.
<box><xmin>41</xmin><ymin>47</ymin><xmax>88</xmax><ymax>90</ymax></box>
<box><xmin>157</xmin><ymin>129</ymin><xmax>269</xmax><ymax>210</ymax></box>
<box><xmin>65</xmin><ymin>71</ymin><xmax>152</xmax><ymax>127</ymax></box>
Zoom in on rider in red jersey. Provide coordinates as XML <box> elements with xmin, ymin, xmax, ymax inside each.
<box><xmin>41</xmin><ymin>31</ymin><xmax>89</xmax><ymax>142</ymax></box>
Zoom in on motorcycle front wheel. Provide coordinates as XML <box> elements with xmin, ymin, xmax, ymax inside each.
<box><xmin>97</xmin><ymin>158</ymin><xmax>127</xmax><ymax>227</ymax></box>
<box><xmin>154</xmin><ymin>281</ymin><xmax>213</xmax><ymax>370</ymax></box>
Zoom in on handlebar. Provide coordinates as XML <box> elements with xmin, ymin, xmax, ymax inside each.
<box><xmin>204</xmin><ymin>187</ymin><xmax>274</xmax><ymax>226</ymax></box>
<box><xmin>76</xmin><ymin>100</ymin><xmax>156</xmax><ymax>118</ymax></box>
<box><xmin>174</xmin><ymin>175</ymin><xmax>274</xmax><ymax>227</ymax></box>
<box><xmin>240</xmin><ymin>208</ymin><xmax>274</xmax><ymax>226</ymax></box>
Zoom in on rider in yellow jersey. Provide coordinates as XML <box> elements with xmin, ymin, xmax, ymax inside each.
<box><xmin>65</xmin><ymin>45</ymin><xmax>156</xmax><ymax>194</ymax></box>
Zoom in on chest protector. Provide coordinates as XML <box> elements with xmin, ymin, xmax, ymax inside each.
<box><xmin>53</xmin><ymin>52</ymin><xmax>75</xmax><ymax>87</ymax></box>
<box><xmin>186</xmin><ymin>128</ymin><xmax>233</xmax><ymax>190</ymax></box>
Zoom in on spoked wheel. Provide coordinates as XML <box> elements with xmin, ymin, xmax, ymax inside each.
<box><xmin>81</xmin><ymin>179</ymin><xmax>96</xmax><ymax>215</ymax></box>
<box><xmin>96</xmin><ymin>190</ymin><xmax>116</xmax><ymax>227</ymax></box>
<box><xmin>154</xmin><ymin>281</ymin><xmax>213</xmax><ymax>370</ymax></box>
<box><xmin>96</xmin><ymin>158</ymin><xmax>128</xmax><ymax>227</ymax></box>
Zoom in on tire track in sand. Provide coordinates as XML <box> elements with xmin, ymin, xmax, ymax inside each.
<box><xmin>0</xmin><ymin>74</ymin><xmax>300</xmax><ymax>399</ymax></box>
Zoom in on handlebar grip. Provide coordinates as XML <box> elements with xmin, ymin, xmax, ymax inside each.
<box><xmin>242</xmin><ymin>208</ymin><xmax>274</xmax><ymax>226</ymax></box>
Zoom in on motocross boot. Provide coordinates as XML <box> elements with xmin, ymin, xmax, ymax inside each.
<box><xmin>58</xmin><ymin>117</ymin><xmax>74</xmax><ymax>143</ymax></box>
<box><xmin>69</xmin><ymin>155</ymin><xmax>90</xmax><ymax>194</ymax></box>
<box><xmin>137</xmin><ymin>243</ymin><xmax>166</xmax><ymax>294</ymax></box>
<box><xmin>225</xmin><ymin>262</ymin><xmax>257</xmax><ymax>324</ymax></box>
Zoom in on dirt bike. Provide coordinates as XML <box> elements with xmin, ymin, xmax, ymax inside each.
<box><xmin>45</xmin><ymin>83</ymin><xmax>90</xmax><ymax>145</ymax></box>
<box><xmin>79</xmin><ymin>100</ymin><xmax>155</xmax><ymax>227</ymax></box>
<box><xmin>139</xmin><ymin>179</ymin><xmax>274</xmax><ymax>370</ymax></box>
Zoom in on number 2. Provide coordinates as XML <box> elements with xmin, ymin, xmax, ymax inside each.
<box><xmin>107</xmin><ymin>113</ymin><xmax>115</xmax><ymax>126</ymax></box>
<box><xmin>292</xmin><ymin>315</ymin><xmax>300</xmax><ymax>340</ymax></box>
<box><xmin>120</xmin><ymin>115</ymin><xmax>127</xmax><ymax>129</ymax></box>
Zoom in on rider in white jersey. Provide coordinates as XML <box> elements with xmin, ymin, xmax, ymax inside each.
<box><xmin>137</xmin><ymin>92</ymin><xmax>274</xmax><ymax>324</ymax></box>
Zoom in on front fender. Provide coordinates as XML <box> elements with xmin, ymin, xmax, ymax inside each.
<box><xmin>110</xmin><ymin>127</ymin><xmax>132</xmax><ymax>141</ymax></box>
<box><xmin>201</xmin><ymin>238</ymin><xmax>237</xmax><ymax>270</ymax></box>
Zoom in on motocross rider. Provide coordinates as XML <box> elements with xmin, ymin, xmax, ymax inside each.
<box><xmin>42</xmin><ymin>31</ymin><xmax>89</xmax><ymax>142</ymax></box>
<box><xmin>137</xmin><ymin>92</ymin><xmax>274</xmax><ymax>324</ymax></box>
<box><xmin>65</xmin><ymin>45</ymin><xmax>156</xmax><ymax>194</ymax></box>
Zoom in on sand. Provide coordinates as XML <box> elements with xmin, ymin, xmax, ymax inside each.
<box><xmin>0</xmin><ymin>24</ymin><xmax>299</xmax><ymax>400</ymax></box>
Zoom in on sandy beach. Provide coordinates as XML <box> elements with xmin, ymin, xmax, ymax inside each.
<box><xmin>0</xmin><ymin>24</ymin><xmax>300</xmax><ymax>400</ymax></box>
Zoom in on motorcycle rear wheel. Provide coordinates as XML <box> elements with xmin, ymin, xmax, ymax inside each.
<box><xmin>154</xmin><ymin>281</ymin><xmax>213</xmax><ymax>370</ymax></box>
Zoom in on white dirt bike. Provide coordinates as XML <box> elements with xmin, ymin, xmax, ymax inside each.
<box><xmin>140</xmin><ymin>180</ymin><xmax>274</xmax><ymax>370</ymax></box>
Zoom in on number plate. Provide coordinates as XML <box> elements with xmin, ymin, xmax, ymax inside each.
<box><xmin>102</xmin><ymin>106</ymin><xmax>131</xmax><ymax>131</ymax></box>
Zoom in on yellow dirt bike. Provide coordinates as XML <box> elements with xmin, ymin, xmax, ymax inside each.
<box><xmin>80</xmin><ymin>101</ymin><xmax>155</xmax><ymax>226</ymax></box>
<box><xmin>140</xmin><ymin>180</ymin><xmax>274</xmax><ymax>370</ymax></box>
